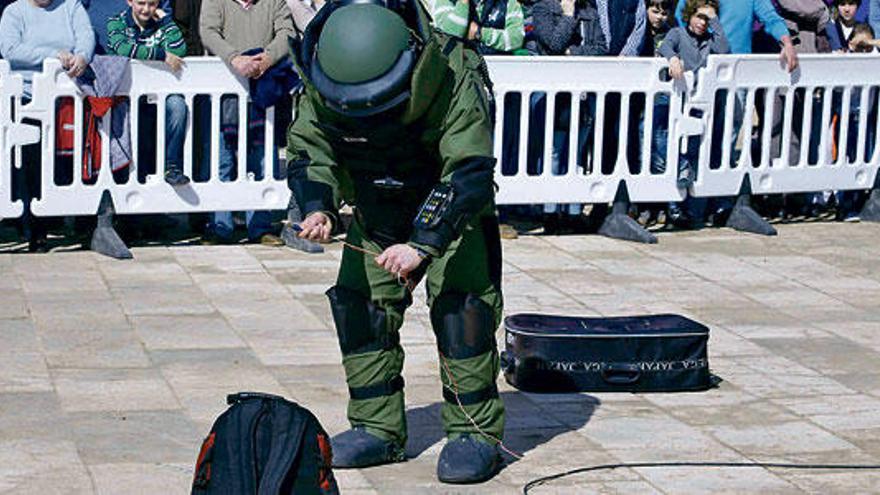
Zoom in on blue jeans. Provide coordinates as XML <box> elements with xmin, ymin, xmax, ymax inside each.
<box><xmin>531</xmin><ymin>92</ymin><xmax>593</xmax><ymax>215</ymax></box>
<box><xmin>164</xmin><ymin>95</ymin><xmax>187</xmax><ymax>172</ymax></box>
<box><xmin>138</xmin><ymin>95</ymin><xmax>187</xmax><ymax>176</ymax></box>
<box><xmin>197</xmin><ymin>96</ymin><xmax>275</xmax><ymax>240</ymax></box>
<box><xmin>639</xmin><ymin>94</ymin><xmax>670</xmax><ymax>175</ymax></box>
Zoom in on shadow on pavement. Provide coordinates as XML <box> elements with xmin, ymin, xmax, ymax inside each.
<box><xmin>404</xmin><ymin>391</ymin><xmax>600</xmax><ymax>468</ymax></box>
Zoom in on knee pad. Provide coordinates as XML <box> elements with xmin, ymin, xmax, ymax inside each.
<box><xmin>326</xmin><ymin>285</ymin><xmax>400</xmax><ymax>355</ymax></box>
<box><xmin>430</xmin><ymin>293</ymin><xmax>497</xmax><ymax>360</ymax></box>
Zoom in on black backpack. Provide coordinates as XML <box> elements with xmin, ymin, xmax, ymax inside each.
<box><xmin>191</xmin><ymin>392</ymin><xmax>338</xmax><ymax>495</ymax></box>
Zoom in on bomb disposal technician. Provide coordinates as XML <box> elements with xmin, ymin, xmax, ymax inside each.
<box><xmin>287</xmin><ymin>0</ymin><xmax>506</xmax><ymax>484</ymax></box>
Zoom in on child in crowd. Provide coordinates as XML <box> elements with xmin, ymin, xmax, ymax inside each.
<box><xmin>107</xmin><ymin>0</ymin><xmax>190</xmax><ymax>186</ymax></box>
<box><xmin>657</xmin><ymin>0</ymin><xmax>728</xmax><ymax>228</ymax></box>
<box><xmin>641</xmin><ymin>0</ymin><xmax>673</xmax><ymax>178</ymax></box>
<box><xmin>834</xmin><ymin>22</ymin><xmax>878</xmax><ymax>221</ymax></box>
<box><xmin>660</xmin><ymin>0</ymin><xmax>728</xmax><ymax>84</ymax></box>
<box><xmin>827</xmin><ymin>0</ymin><xmax>864</xmax><ymax>51</ymax></box>
<box><xmin>636</xmin><ymin>0</ymin><xmax>673</xmax><ymax>226</ymax></box>
<box><xmin>642</xmin><ymin>0</ymin><xmax>673</xmax><ymax>56</ymax></box>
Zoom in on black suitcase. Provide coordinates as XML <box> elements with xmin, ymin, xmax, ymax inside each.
<box><xmin>501</xmin><ymin>314</ymin><xmax>712</xmax><ymax>393</ymax></box>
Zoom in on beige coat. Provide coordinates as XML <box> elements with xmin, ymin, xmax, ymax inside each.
<box><xmin>286</xmin><ymin>0</ymin><xmax>323</xmax><ymax>35</ymax></box>
<box><xmin>199</xmin><ymin>0</ymin><xmax>295</xmax><ymax>64</ymax></box>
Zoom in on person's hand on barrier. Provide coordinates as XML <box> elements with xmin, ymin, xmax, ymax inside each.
<box><xmin>231</xmin><ymin>55</ymin><xmax>259</xmax><ymax>78</ymax></box>
<box><xmin>561</xmin><ymin>0</ymin><xmax>575</xmax><ymax>17</ymax></box>
<box><xmin>376</xmin><ymin>244</ymin><xmax>424</xmax><ymax>278</ymax></box>
<box><xmin>254</xmin><ymin>53</ymin><xmax>272</xmax><ymax>78</ymax></box>
<box><xmin>668</xmin><ymin>56</ymin><xmax>685</xmax><ymax>80</ymax></box>
<box><xmin>297</xmin><ymin>212</ymin><xmax>333</xmax><ymax>243</ymax></box>
<box><xmin>165</xmin><ymin>52</ymin><xmax>184</xmax><ymax>73</ymax></box>
<box><xmin>57</xmin><ymin>50</ymin><xmax>73</xmax><ymax>68</ymax></box>
<box><xmin>67</xmin><ymin>54</ymin><xmax>88</xmax><ymax>78</ymax></box>
<box><xmin>780</xmin><ymin>36</ymin><xmax>799</xmax><ymax>73</ymax></box>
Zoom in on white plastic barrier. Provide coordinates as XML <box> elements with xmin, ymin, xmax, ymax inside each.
<box><xmin>0</xmin><ymin>61</ymin><xmax>40</xmax><ymax>220</ymax></box>
<box><xmin>8</xmin><ymin>55</ymin><xmax>880</xmax><ymax>219</ymax></box>
<box><xmin>487</xmin><ymin>56</ymin><xmax>699</xmax><ymax>205</ymax></box>
<box><xmin>22</xmin><ymin>57</ymin><xmax>290</xmax><ymax>217</ymax></box>
<box><xmin>687</xmin><ymin>54</ymin><xmax>880</xmax><ymax>198</ymax></box>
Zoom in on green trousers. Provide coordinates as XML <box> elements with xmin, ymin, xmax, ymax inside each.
<box><xmin>328</xmin><ymin>213</ymin><xmax>505</xmax><ymax>448</ymax></box>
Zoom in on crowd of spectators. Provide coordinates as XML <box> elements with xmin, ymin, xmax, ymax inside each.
<box><xmin>0</xmin><ymin>0</ymin><xmax>877</xmax><ymax>251</ymax></box>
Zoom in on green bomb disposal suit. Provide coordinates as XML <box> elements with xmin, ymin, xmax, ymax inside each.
<box><xmin>286</xmin><ymin>0</ymin><xmax>505</xmax><ymax>468</ymax></box>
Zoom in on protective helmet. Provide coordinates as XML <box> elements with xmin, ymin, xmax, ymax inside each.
<box><xmin>309</xmin><ymin>1</ymin><xmax>419</xmax><ymax>117</ymax></box>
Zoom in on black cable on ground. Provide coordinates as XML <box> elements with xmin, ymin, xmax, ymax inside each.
<box><xmin>523</xmin><ymin>461</ymin><xmax>880</xmax><ymax>493</ymax></box>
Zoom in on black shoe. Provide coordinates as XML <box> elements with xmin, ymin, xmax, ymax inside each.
<box><xmin>27</xmin><ymin>237</ymin><xmax>48</xmax><ymax>253</ymax></box>
<box><xmin>164</xmin><ymin>168</ymin><xmax>191</xmax><ymax>187</ymax></box>
<box><xmin>200</xmin><ymin>229</ymin><xmax>231</xmax><ymax>245</ymax></box>
<box><xmin>542</xmin><ymin>213</ymin><xmax>561</xmax><ymax>235</ymax></box>
<box><xmin>330</xmin><ymin>427</ymin><xmax>404</xmax><ymax>469</ymax></box>
<box><xmin>667</xmin><ymin>204</ymin><xmax>691</xmax><ymax>230</ymax></box>
<box><xmin>437</xmin><ymin>435</ymin><xmax>501</xmax><ymax>484</ymax></box>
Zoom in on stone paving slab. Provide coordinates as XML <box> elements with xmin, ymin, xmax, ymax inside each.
<box><xmin>0</xmin><ymin>221</ymin><xmax>879</xmax><ymax>493</ymax></box>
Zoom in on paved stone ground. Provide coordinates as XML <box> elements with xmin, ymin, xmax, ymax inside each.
<box><xmin>1</xmin><ymin>221</ymin><xmax>880</xmax><ymax>494</ymax></box>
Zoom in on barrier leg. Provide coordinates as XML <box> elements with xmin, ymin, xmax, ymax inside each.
<box><xmin>280</xmin><ymin>196</ymin><xmax>324</xmax><ymax>253</ymax></box>
<box><xmin>725</xmin><ymin>177</ymin><xmax>777</xmax><ymax>236</ymax></box>
<box><xmin>860</xmin><ymin>173</ymin><xmax>880</xmax><ymax>222</ymax></box>
<box><xmin>598</xmin><ymin>181</ymin><xmax>658</xmax><ymax>244</ymax></box>
<box><xmin>90</xmin><ymin>191</ymin><xmax>133</xmax><ymax>260</ymax></box>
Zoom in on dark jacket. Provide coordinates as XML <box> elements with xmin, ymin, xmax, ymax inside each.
<box><xmin>606</xmin><ymin>0</ymin><xmax>642</xmax><ymax>55</ymax></box>
<box><xmin>826</xmin><ymin>19</ymin><xmax>857</xmax><ymax>52</ymax></box>
<box><xmin>640</xmin><ymin>24</ymin><xmax>671</xmax><ymax>57</ymax></box>
<box><xmin>173</xmin><ymin>0</ymin><xmax>204</xmax><ymax>56</ymax></box>
<box><xmin>532</xmin><ymin>0</ymin><xmax>607</xmax><ymax>55</ymax></box>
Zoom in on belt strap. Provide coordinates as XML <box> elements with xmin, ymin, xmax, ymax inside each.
<box><xmin>349</xmin><ymin>375</ymin><xmax>405</xmax><ymax>401</ymax></box>
<box><xmin>442</xmin><ymin>384</ymin><xmax>499</xmax><ymax>406</ymax></box>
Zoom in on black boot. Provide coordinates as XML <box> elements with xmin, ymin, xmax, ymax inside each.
<box><xmin>330</xmin><ymin>427</ymin><xmax>404</xmax><ymax>468</ymax></box>
<box><xmin>436</xmin><ymin>435</ymin><xmax>501</xmax><ymax>484</ymax></box>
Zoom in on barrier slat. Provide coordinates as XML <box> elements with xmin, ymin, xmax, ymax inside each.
<box><xmin>0</xmin><ymin>61</ymin><xmax>25</xmax><ymax>220</ymax></box>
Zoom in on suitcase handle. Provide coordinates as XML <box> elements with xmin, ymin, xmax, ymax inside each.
<box><xmin>601</xmin><ymin>364</ymin><xmax>641</xmax><ymax>385</ymax></box>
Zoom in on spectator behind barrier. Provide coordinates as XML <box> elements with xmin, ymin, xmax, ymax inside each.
<box><xmin>107</xmin><ymin>0</ymin><xmax>191</xmax><ymax>186</ymax></box>
<box><xmin>421</xmin><ymin>0</ymin><xmax>526</xmax><ymax>238</ymax></box>
<box><xmin>287</xmin><ymin>0</ymin><xmax>323</xmax><ymax>36</ymax></box>
<box><xmin>641</xmin><ymin>0</ymin><xmax>673</xmax><ymax>56</ymax></box>
<box><xmin>675</xmin><ymin>0</ymin><xmax>797</xmax><ymax>68</ymax></box>
<box><xmin>172</xmin><ymin>0</ymin><xmax>204</xmax><ymax>56</ymax></box>
<box><xmin>82</xmin><ymin>0</ymin><xmax>171</xmax><ymax>53</ymax></box>
<box><xmin>0</xmin><ymin>0</ymin><xmax>96</xmax><ymax>252</ymax></box>
<box><xmin>531</xmin><ymin>0</ymin><xmax>608</xmax><ymax>55</ymax></box>
<box><xmin>601</xmin><ymin>0</ymin><xmax>647</xmax><ymax>56</ymax></box>
<box><xmin>824</xmin><ymin>0</ymin><xmax>869</xmax><ymax>23</ymax></box>
<box><xmin>831</xmin><ymin>22</ymin><xmax>879</xmax><ymax>221</ymax></box>
<box><xmin>529</xmin><ymin>0</ymin><xmax>607</xmax><ymax>233</ymax></box>
<box><xmin>421</xmin><ymin>0</ymin><xmax>526</xmax><ymax>54</ymax></box>
<box><xmin>198</xmin><ymin>0</ymin><xmax>292</xmax><ymax>245</ymax></box>
<box><xmin>827</xmin><ymin>0</ymin><xmax>865</xmax><ymax>50</ymax></box>
<box><xmin>596</xmin><ymin>0</ymin><xmax>646</xmax><ymax>212</ymax></box>
<box><xmin>660</xmin><ymin>0</ymin><xmax>729</xmax><ymax>229</ymax></box>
